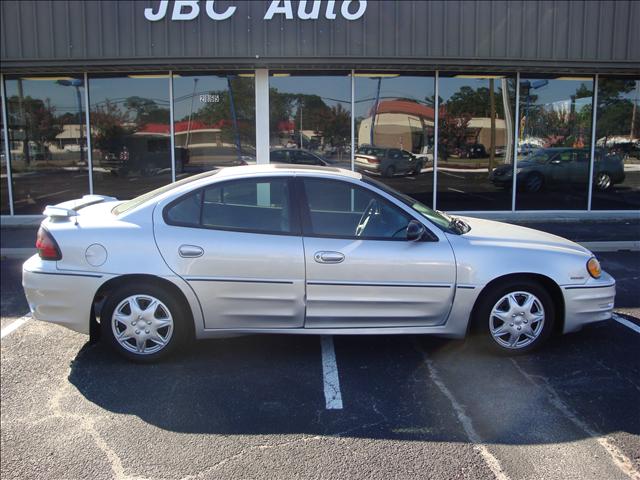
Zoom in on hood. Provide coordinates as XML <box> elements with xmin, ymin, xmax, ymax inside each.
<box><xmin>456</xmin><ymin>216</ymin><xmax>591</xmax><ymax>256</ymax></box>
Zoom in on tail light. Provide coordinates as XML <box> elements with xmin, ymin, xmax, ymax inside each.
<box><xmin>367</xmin><ymin>157</ymin><xmax>380</xmax><ymax>164</ymax></box>
<box><xmin>36</xmin><ymin>227</ymin><xmax>62</xmax><ymax>261</ymax></box>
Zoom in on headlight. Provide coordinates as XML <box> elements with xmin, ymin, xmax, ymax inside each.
<box><xmin>587</xmin><ymin>257</ymin><xmax>601</xmax><ymax>279</ymax></box>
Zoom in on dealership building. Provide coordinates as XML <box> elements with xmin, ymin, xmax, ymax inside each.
<box><xmin>1</xmin><ymin>0</ymin><xmax>638</xmax><ymax>219</ymax></box>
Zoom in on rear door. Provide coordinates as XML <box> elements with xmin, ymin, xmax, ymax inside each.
<box><xmin>297</xmin><ymin>176</ymin><xmax>456</xmax><ymax>328</ymax></box>
<box><xmin>154</xmin><ymin>175</ymin><xmax>305</xmax><ymax>329</ymax></box>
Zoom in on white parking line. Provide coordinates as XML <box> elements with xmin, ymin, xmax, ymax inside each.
<box><xmin>612</xmin><ymin>313</ymin><xmax>640</xmax><ymax>334</ymax></box>
<box><xmin>511</xmin><ymin>359</ymin><xmax>640</xmax><ymax>480</ymax></box>
<box><xmin>320</xmin><ymin>336</ymin><xmax>343</xmax><ymax>410</ymax></box>
<box><xmin>1</xmin><ymin>315</ymin><xmax>31</xmax><ymax>339</ymax></box>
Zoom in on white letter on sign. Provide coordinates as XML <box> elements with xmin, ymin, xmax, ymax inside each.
<box><xmin>341</xmin><ymin>0</ymin><xmax>367</xmax><ymax>20</ymax></box>
<box><xmin>325</xmin><ymin>0</ymin><xmax>337</xmax><ymax>19</ymax></box>
<box><xmin>264</xmin><ymin>0</ymin><xmax>294</xmax><ymax>20</ymax></box>
<box><xmin>205</xmin><ymin>1</ymin><xmax>236</xmax><ymax>20</ymax></box>
<box><xmin>144</xmin><ymin>0</ymin><xmax>169</xmax><ymax>21</ymax></box>
<box><xmin>172</xmin><ymin>0</ymin><xmax>200</xmax><ymax>20</ymax></box>
<box><xmin>298</xmin><ymin>1</ymin><xmax>321</xmax><ymax>20</ymax></box>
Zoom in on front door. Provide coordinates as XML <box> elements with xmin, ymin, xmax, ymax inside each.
<box><xmin>154</xmin><ymin>176</ymin><xmax>305</xmax><ymax>329</ymax></box>
<box><xmin>297</xmin><ymin>177</ymin><xmax>457</xmax><ymax>328</ymax></box>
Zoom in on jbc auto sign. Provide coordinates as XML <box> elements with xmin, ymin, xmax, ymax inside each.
<box><xmin>144</xmin><ymin>1</ymin><xmax>368</xmax><ymax>21</ymax></box>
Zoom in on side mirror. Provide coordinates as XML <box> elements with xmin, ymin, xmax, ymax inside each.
<box><xmin>406</xmin><ymin>220</ymin><xmax>426</xmax><ymax>241</ymax></box>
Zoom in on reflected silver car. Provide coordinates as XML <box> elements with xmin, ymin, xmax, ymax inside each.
<box><xmin>23</xmin><ymin>165</ymin><xmax>615</xmax><ymax>362</ymax></box>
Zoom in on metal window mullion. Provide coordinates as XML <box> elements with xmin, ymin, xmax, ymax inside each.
<box><xmin>255</xmin><ymin>69</ymin><xmax>270</xmax><ymax>165</ymax></box>
<box><xmin>169</xmin><ymin>70</ymin><xmax>176</xmax><ymax>183</ymax></box>
<box><xmin>512</xmin><ymin>72</ymin><xmax>521</xmax><ymax>212</ymax></box>
<box><xmin>587</xmin><ymin>74</ymin><xmax>598</xmax><ymax>211</ymax></box>
<box><xmin>433</xmin><ymin>71</ymin><xmax>439</xmax><ymax>210</ymax></box>
<box><xmin>1</xmin><ymin>74</ymin><xmax>14</xmax><ymax>215</ymax></box>
<box><xmin>83</xmin><ymin>72</ymin><xmax>94</xmax><ymax>195</ymax></box>
<box><xmin>351</xmin><ymin>69</ymin><xmax>355</xmax><ymax>171</ymax></box>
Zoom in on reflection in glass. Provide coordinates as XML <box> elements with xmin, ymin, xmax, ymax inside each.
<box><xmin>438</xmin><ymin>75</ymin><xmax>516</xmax><ymax>211</ymax></box>
<box><xmin>4</xmin><ymin>76</ymin><xmax>89</xmax><ymax>214</ymax></box>
<box><xmin>89</xmin><ymin>75</ymin><xmax>171</xmax><ymax>199</ymax></box>
<box><xmin>515</xmin><ymin>77</ymin><xmax>593</xmax><ymax>210</ymax></box>
<box><xmin>269</xmin><ymin>73</ymin><xmax>351</xmax><ymax>168</ymax></box>
<box><xmin>173</xmin><ymin>73</ymin><xmax>255</xmax><ymax>177</ymax></box>
<box><xmin>592</xmin><ymin>78</ymin><xmax>640</xmax><ymax>210</ymax></box>
<box><xmin>354</xmin><ymin>74</ymin><xmax>435</xmax><ymax>207</ymax></box>
<box><xmin>438</xmin><ymin>75</ymin><xmax>515</xmax><ymax>211</ymax></box>
<box><xmin>1</xmin><ymin>94</ymin><xmax>8</xmax><ymax>214</ymax></box>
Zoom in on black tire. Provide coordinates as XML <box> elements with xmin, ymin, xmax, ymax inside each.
<box><xmin>472</xmin><ymin>279</ymin><xmax>555</xmax><ymax>355</ymax></box>
<box><xmin>101</xmin><ymin>283</ymin><xmax>189</xmax><ymax>363</ymax></box>
<box><xmin>384</xmin><ymin>165</ymin><xmax>396</xmax><ymax>177</ymax></box>
<box><xmin>413</xmin><ymin>161</ymin><xmax>424</xmax><ymax>175</ymax></box>
<box><xmin>524</xmin><ymin>172</ymin><xmax>544</xmax><ymax>193</ymax></box>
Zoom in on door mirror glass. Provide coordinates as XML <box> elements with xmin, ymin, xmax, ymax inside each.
<box><xmin>406</xmin><ymin>220</ymin><xmax>425</xmax><ymax>241</ymax></box>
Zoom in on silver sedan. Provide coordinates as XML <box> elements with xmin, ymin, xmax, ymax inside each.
<box><xmin>23</xmin><ymin>165</ymin><xmax>616</xmax><ymax>362</ymax></box>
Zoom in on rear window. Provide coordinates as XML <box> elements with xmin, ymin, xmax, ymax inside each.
<box><xmin>112</xmin><ymin>170</ymin><xmax>219</xmax><ymax>216</ymax></box>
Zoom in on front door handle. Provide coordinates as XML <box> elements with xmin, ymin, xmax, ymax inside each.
<box><xmin>179</xmin><ymin>244</ymin><xmax>204</xmax><ymax>258</ymax></box>
<box><xmin>314</xmin><ymin>251</ymin><xmax>345</xmax><ymax>264</ymax></box>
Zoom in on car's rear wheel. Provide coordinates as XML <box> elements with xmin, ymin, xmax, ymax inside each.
<box><xmin>524</xmin><ymin>172</ymin><xmax>544</xmax><ymax>192</ymax></box>
<box><xmin>595</xmin><ymin>172</ymin><xmax>612</xmax><ymax>191</ymax></box>
<box><xmin>101</xmin><ymin>283</ymin><xmax>187</xmax><ymax>362</ymax></box>
<box><xmin>384</xmin><ymin>165</ymin><xmax>396</xmax><ymax>177</ymax></box>
<box><xmin>474</xmin><ymin>280</ymin><xmax>555</xmax><ymax>354</ymax></box>
<box><xmin>413</xmin><ymin>161</ymin><xmax>424</xmax><ymax>175</ymax></box>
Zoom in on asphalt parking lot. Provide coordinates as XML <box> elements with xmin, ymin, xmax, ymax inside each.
<box><xmin>1</xmin><ymin>252</ymin><xmax>639</xmax><ymax>480</ymax></box>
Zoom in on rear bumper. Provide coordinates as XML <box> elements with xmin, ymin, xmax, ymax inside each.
<box><xmin>562</xmin><ymin>272</ymin><xmax>616</xmax><ymax>333</ymax></box>
<box><xmin>22</xmin><ymin>255</ymin><xmax>106</xmax><ymax>335</ymax></box>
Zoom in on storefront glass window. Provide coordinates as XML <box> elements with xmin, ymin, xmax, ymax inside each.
<box><xmin>592</xmin><ymin>77</ymin><xmax>640</xmax><ymax>210</ymax></box>
<box><xmin>515</xmin><ymin>76</ymin><xmax>594</xmax><ymax>210</ymax></box>
<box><xmin>4</xmin><ymin>76</ymin><xmax>89</xmax><ymax>214</ymax></box>
<box><xmin>269</xmin><ymin>73</ymin><xmax>351</xmax><ymax>168</ymax></box>
<box><xmin>89</xmin><ymin>74</ymin><xmax>171</xmax><ymax>198</ymax></box>
<box><xmin>1</xmin><ymin>93</ymin><xmax>9</xmax><ymax>214</ymax></box>
<box><xmin>173</xmin><ymin>73</ymin><xmax>256</xmax><ymax>177</ymax></box>
<box><xmin>437</xmin><ymin>75</ymin><xmax>516</xmax><ymax>211</ymax></box>
<box><xmin>354</xmin><ymin>73</ymin><xmax>435</xmax><ymax>207</ymax></box>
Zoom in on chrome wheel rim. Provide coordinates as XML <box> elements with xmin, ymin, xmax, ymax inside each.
<box><xmin>489</xmin><ymin>291</ymin><xmax>545</xmax><ymax>349</ymax></box>
<box><xmin>111</xmin><ymin>295</ymin><xmax>174</xmax><ymax>355</ymax></box>
<box><xmin>526</xmin><ymin>175</ymin><xmax>542</xmax><ymax>192</ymax></box>
<box><xmin>596</xmin><ymin>173</ymin><xmax>611</xmax><ymax>190</ymax></box>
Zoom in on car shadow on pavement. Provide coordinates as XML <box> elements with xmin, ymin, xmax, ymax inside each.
<box><xmin>67</xmin><ymin>320</ymin><xmax>640</xmax><ymax>447</ymax></box>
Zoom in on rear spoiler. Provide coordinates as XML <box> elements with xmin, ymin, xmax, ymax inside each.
<box><xmin>43</xmin><ymin>194</ymin><xmax>118</xmax><ymax>220</ymax></box>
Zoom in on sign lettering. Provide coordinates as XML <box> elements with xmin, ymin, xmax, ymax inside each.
<box><xmin>144</xmin><ymin>0</ymin><xmax>367</xmax><ymax>22</ymax></box>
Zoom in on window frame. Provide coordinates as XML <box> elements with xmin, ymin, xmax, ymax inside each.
<box><xmin>294</xmin><ymin>176</ymin><xmax>435</xmax><ymax>242</ymax></box>
<box><xmin>162</xmin><ymin>175</ymin><xmax>301</xmax><ymax>236</ymax></box>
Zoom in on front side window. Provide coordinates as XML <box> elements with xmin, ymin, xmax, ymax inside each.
<box><xmin>165</xmin><ymin>177</ymin><xmax>295</xmax><ymax>235</ymax></box>
<box><xmin>301</xmin><ymin>178</ymin><xmax>412</xmax><ymax>240</ymax></box>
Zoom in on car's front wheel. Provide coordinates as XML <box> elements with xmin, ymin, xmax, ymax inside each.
<box><xmin>474</xmin><ymin>280</ymin><xmax>555</xmax><ymax>354</ymax></box>
<box><xmin>101</xmin><ymin>283</ymin><xmax>188</xmax><ymax>362</ymax></box>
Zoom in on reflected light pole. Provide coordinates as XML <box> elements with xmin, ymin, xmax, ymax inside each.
<box><xmin>57</xmin><ymin>79</ymin><xmax>85</xmax><ymax>167</ymax></box>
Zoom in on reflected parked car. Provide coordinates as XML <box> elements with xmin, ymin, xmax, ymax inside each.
<box><xmin>355</xmin><ymin>146</ymin><xmax>423</xmax><ymax>177</ymax></box>
<box><xmin>23</xmin><ymin>165</ymin><xmax>614</xmax><ymax>362</ymax></box>
<box><xmin>270</xmin><ymin>148</ymin><xmax>329</xmax><ymax>166</ymax></box>
<box><xmin>489</xmin><ymin>148</ymin><xmax>625</xmax><ymax>192</ymax></box>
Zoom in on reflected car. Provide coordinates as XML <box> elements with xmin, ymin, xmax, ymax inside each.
<box><xmin>23</xmin><ymin>165</ymin><xmax>615</xmax><ymax>362</ymax></box>
<box><xmin>270</xmin><ymin>148</ymin><xmax>329</xmax><ymax>166</ymax></box>
<box><xmin>355</xmin><ymin>146</ymin><xmax>423</xmax><ymax>177</ymax></box>
<box><xmin>489</xmin><ymin>148</ymin><xmax>625</xmax><ymax>192</ymax></box>
<box><xmin>453</xmin><ymin>143</ymin><xmax>487</xmax><ymax>159</ymax></box>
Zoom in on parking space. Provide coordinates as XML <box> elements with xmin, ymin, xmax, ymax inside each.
<box><xmin>1</xmin><ymin>252</ymin><xmax>639</xmax><ymax>479</ymax></box>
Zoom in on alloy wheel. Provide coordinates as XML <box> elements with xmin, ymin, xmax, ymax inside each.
<box><xmin>111</xmin><ymin>294</ymin><xmax>174</xmax><ymax>355</ymax></box>
<box><xmin>489</xmin><ymin>291</ymin><xmax>545</xmax><ymax>349</ymax></box>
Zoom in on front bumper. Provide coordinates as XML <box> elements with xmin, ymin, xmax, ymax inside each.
<box><xmin>562</xmin><ymin>271</ymin><xmax>616</xmax><ymax>333</ymax></box>
<box><xmin>22</xmin><ymin>255</ymin><xmax>105</xmax><ymax>335</ymax></box>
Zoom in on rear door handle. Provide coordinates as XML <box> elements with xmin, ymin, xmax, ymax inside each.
<box><xmin>179</xmin><ymin>244</ymin><xmax>204</xmax><ymax>258</ymax></box>
<box><xmin>314</xmin><ymin>251</ymin><xmax>345</xmax><ymax>264</ymax></box>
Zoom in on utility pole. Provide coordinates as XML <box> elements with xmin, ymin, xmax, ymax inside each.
<box><xmin>489</xmin><ymin>79</ymin><xmax>496</xmax><ymax>172</ymax></box>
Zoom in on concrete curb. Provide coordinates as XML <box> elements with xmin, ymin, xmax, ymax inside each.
<box><xmin>2</xmin><ymin>242</ymin><xmax>638</xmax><ymax>261</ymax></box>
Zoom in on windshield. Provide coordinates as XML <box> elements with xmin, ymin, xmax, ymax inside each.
<box><xmin>363</xmin><ymin>177</ymin><xmax>453</xmax><ymax>231</ymax></box>
<box><xmin>112</xmin><ymin>170</ymin><xmax>219</xmax><ymax>215</ymax></box>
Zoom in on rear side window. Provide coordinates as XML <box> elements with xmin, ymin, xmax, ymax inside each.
<box><xmin>164</xmin><ymin>178</ymin><xmax>297</xmax><ymax>235</ymax></box>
